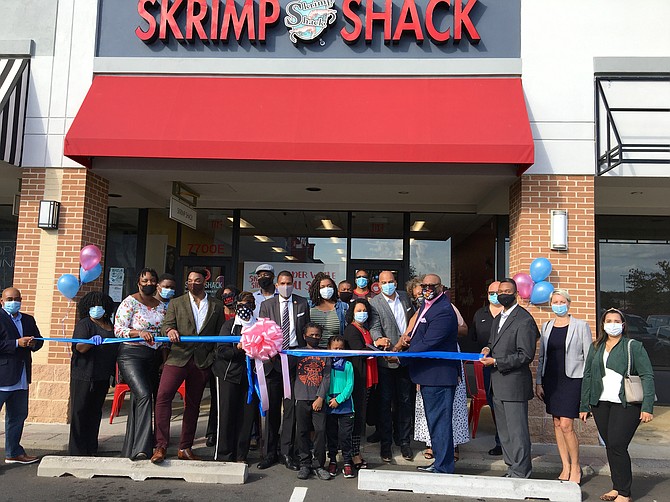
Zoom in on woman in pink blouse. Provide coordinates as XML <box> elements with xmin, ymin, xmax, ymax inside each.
<box><xmin>114</xmin><ymin>268</ymin><xmax>168</xmax><ymax>460</ymax></box>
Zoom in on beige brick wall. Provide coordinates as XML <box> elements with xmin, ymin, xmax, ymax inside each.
<box><xmin>14</xmin><ymin>167</ymin><xmax>108</xmax><ymax>423</ymax></box>
<box><xmin>508</xmin><ymin>174</ymin><xmax>599</xmax><ymax>444</ymax></box>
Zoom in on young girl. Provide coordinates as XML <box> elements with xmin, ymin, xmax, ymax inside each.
<box><xmin>326</xmin><ymin>336</ymin><xmax>356</xmax><ymax>478</ymax></box>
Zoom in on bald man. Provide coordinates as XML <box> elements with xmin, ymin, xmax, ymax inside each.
<box><xmin>0</xmin><ymin>287</ymin><xmax>44</xmax><ymax>464</ymax></box>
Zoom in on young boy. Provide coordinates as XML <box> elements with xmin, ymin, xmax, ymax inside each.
<box><xmin>294</xmin><ymin>323</ymin><xmax>331</xmax><ymax>481</ymax></box>
<box><xmin>326</xmin><ymin>336</ymin><xmax>356</xmax><ymax>478</ymax></box>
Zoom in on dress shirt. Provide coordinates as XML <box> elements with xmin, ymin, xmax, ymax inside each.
<box><xmin>600</xmin><ymin>350</ymin><xmax>623</xmax><ymax>403</ymax></box>
<box><xmin>189</xmin><ymin>292</ymin><xmax>209</xmax><ymax>334</ymax></box>
<box><xmin>385</xmin><ymin>293</ymin><xmax>407</xmax><ymax>334</ymax></box>
<box><xmin>497</xmin><ymin>303</ymin><xmax>518</xmax><ymax>333</ymax></box>
<box><xmin>279</xmin><ymin>295</ymin><xmax>298</xmax><ymax>347</ymax></box>
<box><xmin>410</xmin><ymin>292</ymin><xmax>443</xmax><ymax>337</ymax></box>
<box><xmin>0</xmin><ymin>312</ymin><xmax>28</xmax><ymax>391</ymax></box>
<box><xmin>253</xmin><ymin>288</ymin><xmax>278</xmax><ymax>318</ymax></box>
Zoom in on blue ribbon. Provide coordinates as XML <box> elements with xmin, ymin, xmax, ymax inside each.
<box><xmin>42</xmin><ymin>336</ymin><xmax>242</xmax><ymax>344</ymax></box>
<box><xmin>284</xmin><ymin>349</ymin><xmax>482</xmax><ymax>361</ymax></box>
<box><xmin>245</xmin><ymin>356</ymin><xmax>265</xmax><ymax>417</ymax></box>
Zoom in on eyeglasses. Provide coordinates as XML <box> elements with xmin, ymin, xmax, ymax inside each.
<box><xmin>420</xmin><ymin>283</ymin><xmax>440</xmax><ymax>289</ymax></box>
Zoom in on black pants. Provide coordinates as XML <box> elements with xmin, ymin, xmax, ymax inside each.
<box><xmin>265</xmin><ymin>366</ymin><xmax>298</xmax><ymax>459</ymax></box>
<box><xmin>215</xmin><ymin>376</ymin><xmax>257</xmax><ymax>462</ymax></box>
<box><xmin>117</xmin><ymin>343</ymin><xmax>161</xmax><ymax>458</ymax></box>
<box><xmin>377</xmin><ymin>365</ymin><xmax>415</xmax><ymax>449</ymax></box>
<box><xmin>68</xmin><ymin>378</ymin><xmax>109</xmax><ymax>456</ymax></box>
<box><xmin>206</xmin><ymin>373</ymin><xmax>217</xmax><ymax>440</ymax></box>
<box><xmin>327</xmin><ymin>413</ymin><xmax>355</xmax><ymax>465</ymax></box>
<box><xmin>591</xmin><ymin>400</ymin><xmax>642</xmax><ymax>498</ymax></box>
<box><xmin>295</xmin><ymin>400</ymin><xmax>326</xmax><ymax>468</ymax></box>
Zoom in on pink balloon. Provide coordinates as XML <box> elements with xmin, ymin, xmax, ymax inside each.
<box><xmin>80</xmin><ymin>245</ymin><xmax>102</xmax><ymax>271</ymax></box>
<box><xmin>513</xmin><ymin>273</ymin><xmax>534</xmax><ymax>300</ymax></box>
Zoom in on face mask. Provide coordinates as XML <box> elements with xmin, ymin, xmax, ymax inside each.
<box><xmin>488</xmin><ymin>293</ymin><xmax>499</xmax><ymax>305</ymax></box>
<box><xmin>355</xmin><ymin>277</ymin><xmax>369</xmax><ymax>288</ymax></box>
<box><xmin>89</xmin><ymin>306</ymin><xmax>105</xmax><ymax>319</ymax></box>
<box><xmin>258</xmin><ymin>277</ymin><xmax>273</xmax><ymax>289</ymax></box>
<box><xmin>189</xmin><ymin>283</ymin><xmax>205</xmax><ymax>295</ymax></box>
<box><xmin>552</xmin><ymin>304</ymin><xmax>569</xmax><ymax>316</ymax></box>
<box><xmin>141</xmin><ymin>284</ymin><xmax>157</xmax><ymax>296</ymax></box>
<box><xmin>2</xmin><ymin>301</ymin><xmax>21</xmax><ymax>315</ymax></box>
<box><xmin>381</xmin><ymin>283</ymin><xmax>397</xmax><ymax>296</ymax></box>
<box><xmin>278</xmin><ymin>285</ymin><xmax>294</xmax><ymax>298</ymax></box>
<box><xmin>422</xmin><ymin>287</ymin><xmax>439</xmax><ymax>301</ymax></box>
<box><xmin>320</xmin><ymin>287</ymin><xmax>334</xmax><ymax>300</ymax></box>
<box><xmin>332</xmin><ymin>357</ymin><xmax>346</xmax><ymax>370</ymax></box>
<box><xmin>354</xmin><ymin>311</ymin><xmax>368</xmax><ymax>323</ymax></box>
<box><xmin>221</xmin><ymin>292</ymin><xmax>236</xmax><ymax>307</ymax></box>
<box><xmin>305</xmin><ymin>336</ymin><xmax>321</xmax><ymax>348</ymax></box>
<box><xmin>339</xmin><ymin>291</ymin><xmax>353</xmax><ymax>303</ymax></box>
<box><xmin>497</xmin><ymin>293</ymin><xmax>516</xmax><ymax>308</ymax></box>
<box><xmin>159</xmin><ymin>288</ymin><xmax>175</xmax><ymax>300</ymax></box>
<box><xmin>604</xmin><ymin>323</ymin><xmax>623</xmax><ymax>337</ymax></box>
<box><xmin>236</xmin><ymin>304</ymin><xmax>253</xmax><ymax>322</ymax></box>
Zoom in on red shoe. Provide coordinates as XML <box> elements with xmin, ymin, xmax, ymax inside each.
<box><xmin>328</xmin><ymin>461</ymin><xmax>338</xmax><ymax>477</ymax></box>
<box><xmin>343</xmin><ymin>464</ymin><xmax>355</xmax><ymax>478</ymax></box>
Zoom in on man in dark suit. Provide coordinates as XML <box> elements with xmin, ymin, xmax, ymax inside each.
<box><xmin>0</xmin><ymin>287</ymin><xmax>44</xmax><ymax>464</ymax></box>
<box><xmin>401</xmin><ymin>274</ymin><xmax>459</xmax><ymax>474</ymax></box>
<box><xmin>257</xmin><ymin>270</ymin><xmax>310</xmax><ymax>470</ymax></box>
<box><xmin>151</xmin><ymin>268</ymin><xmax>224</xmax><ymax>463</ymax></box>
<box><xmin>369</xmin><ymin>270</ymin><xmax>415</xmax><ymax>462</ymax></box>
<box><xmin>481</xmin><ymin>278</ymin><xmax>539</xmax><ymax>478</ymax></box>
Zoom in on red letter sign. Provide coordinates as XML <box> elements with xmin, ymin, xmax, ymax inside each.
<box><xmin>341</xmin><ymin>0</ymin><xmax>363</xmax><ymax>43</ymax></box>
<box><xmin>392</xmin><ymin>0</ymin><xmax>424</xmax><ymax>42</ymax></box>
<box><xmin>425</xmin><ymin>0</ymin><xmax>450</xmax><ymax>43</ymax></box>
<box><xmin>365</xmin><ymin>0</ymin><xmax>393</xmax><ymax>43</ymax></box>
<box><xmin>454</xmin><ymin>0</ymin><xmax>480</xmax><ymax>43</ymax></box>
<box><xmin>160</xmin><ymin>0</ymin><xmax>186</xmax><ymax>40</ymax></box>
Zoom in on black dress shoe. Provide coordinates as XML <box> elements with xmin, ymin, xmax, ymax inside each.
<box><xmin>367</xmin><ymin>431</ymin><xmax>381</xmax><ymax>443</ymax></box>
<box><xmin>380</xmin><ymin>448</ymin><xmax>393</xmax><ymax>463</ymax></box>
<box><xmin>281</xmin><ymin>454</ymin><xmax>299</xmax><ymax>471</ymax></box>
<box><xmin>206</xmin><ymin>435</ymin><xmax>216</xmax><ymax>448</ymax></box>
<box><xmin>257</xmin><ymin>456</ymin><xmax>278</xmax><ymax>470</ymax></box>
<box><xmin>401</xmin><ymin>445</ymin><xmax>414</xmax><ymax>461</ymax></box>
<box><xmin>488</xmin><ymin>445</ymin><xmax>503</xmax><ymax>456</ymax></box>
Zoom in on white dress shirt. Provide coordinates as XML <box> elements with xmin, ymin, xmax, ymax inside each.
<box><xmin>385</xmin><ymin>293</ymin><xmax>408</xmax><ymax>334</ymax></box>
<box><xmin>600</xmin><ymin>350</ymin><xmax>623</xmax><ymax>403</ymax></box>
<box><xmin>189</xmin><ymin>292</ymin><xmax>209</xmax><ymax>334</ymax></box>
<box><xmin>279</xmin><ymin>295</ymin><xmax>298</xmax><ymax>348</ymax></box>
<box><xmin>497</xmin><ymin>303</ymin><xmax>518</xmax><ymax>332</ymax></box>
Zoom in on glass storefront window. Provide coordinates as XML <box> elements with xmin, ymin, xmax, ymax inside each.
<box><xmin>146</xmin><ymin>209</ymin><xmax>179</xmax><ymax>275</ymax></box>
<box><xmin>106</xmin><ymin>208</ymin><xmax>139</xmax><ymax>302</ymax></box>
<box><xmin>351</xmin><ymin>212</ymin><xmax>403</xmax><ymax>260</ymax></box>
<box><xmin>238</xmin><ymin>210</ymin><xmax>348</xmax><ymax>295</ymax></box>
<box><xmin>0</xmin><ymin>205</ymin><xmax>18</xmax><ymax>288</ymax></box>
<box><xmin>180</xmin><ymin>209</ymin><xmax>233</xmax><ymax>259</ymax></box>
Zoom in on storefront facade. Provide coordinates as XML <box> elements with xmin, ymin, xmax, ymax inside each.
<box><xmin>0</xmin><ymin>0</ymin><xmax>668</xmax><ymax>439</ymax></box>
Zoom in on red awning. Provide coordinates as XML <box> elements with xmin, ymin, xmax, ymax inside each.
<box><xmin>64</xmin><ymin>76</ymin><xmax>534</xmax><ymax>170</ymax></box>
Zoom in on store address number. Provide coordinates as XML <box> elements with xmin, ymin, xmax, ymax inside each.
<box><xmin>187</xmin><ymin>243</ymin><xmax>225</xmax><ymax>255</ymax></box>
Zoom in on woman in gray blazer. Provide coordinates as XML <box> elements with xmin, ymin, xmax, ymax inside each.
<box><xmin>535</xmin><ymin>289</ymin><xmax>593</xmax><ymax>484</ymax></box>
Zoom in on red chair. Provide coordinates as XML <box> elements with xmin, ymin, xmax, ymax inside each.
<box><xmin>464</xmin><ymin>360</ymin><xmax>488</xmax><ymax>438</ymax></box>
<box><xmin>109</xmin><ymin>365</ymin><xmax>186</xmax><ymax>424</ymax></box>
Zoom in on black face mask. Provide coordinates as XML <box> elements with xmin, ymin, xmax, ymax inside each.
<box><xmin>497</xmin><ymin>293</ymin><xmax>517</xmax><ymax>308</ymax></box>
<box><xmin>305</xmin><ymin>336</ymin><xmax>321</xmax><ymax>348</ymax></box>
<box><xmin>189</xmin><ymin>283</ymin><xmax>205</xmax><ymax>296</ymax></box>
<box><xmin>258</xmin><ymin>277</ymin><xmax>273</xmax><ymax>289</ymax></box>
<box><xmin>236</xmin><ymin>304</ymin><xmax>253</xmax><ymax>322</ymax></box>
<box><xmin>221</xmin><ymin>292</ymin><xmax>236</xmax><ymax>307</ymax></box>
<box><xmin>339</xmin><ymin>292</ymin><xmax>353</xmax><ymax>303</ymax></box>
<box><xmin>141</xmin><ymin>284</ymin><xmax>157</xmax><ymax>296</ymax></box>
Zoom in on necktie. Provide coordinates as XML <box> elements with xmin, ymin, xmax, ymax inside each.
<box><xmin>282</xmin><ymin>300</ymin><xmax>290</xmax><ymax>351</ymax></box>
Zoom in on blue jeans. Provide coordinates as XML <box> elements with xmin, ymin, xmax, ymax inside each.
<box><xmin>421</xmin><ymin>385</ymin><xmax>456</xmax><ymax>473</ymax></box>
<box><xmin>0</xmin><ymin>389</ymin><xmax>29</xmax><ymax>458</ymax></box>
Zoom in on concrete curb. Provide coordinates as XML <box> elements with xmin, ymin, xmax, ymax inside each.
<box><xmin>37</xmin><ymin>455</ymin><xmax>248</xmax><ymax>484</ymax></box>
<box><xmin>358</xmin><ymin>469</ymin><xmax>582</xmax><ymax>502</ymax></box>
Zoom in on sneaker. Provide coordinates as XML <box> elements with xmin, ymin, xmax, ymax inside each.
<box><xmin>297</xmin><ymin>466</ymin><xmax>311</xmax><ymax>480</ymax></box>
<box><xmin>401</xmin><ymin>445</ymin><xmax>414</xmax><ymax>461</ymax></box>
<box><xmin>380</xmin><ymin>448</ymin><xmax>393</xmax><ymax>463</ymax></box>
<box><xmin>343</xmin><ymin>464</ymin><xmax>355</xmax><ymax>478</ymax></box>
<box><xmin>315</xmin><ymin>467</ymin><xmax>331</xmax><ymax>481</ymax></box>
<box><xmin>328</xmin><ymin>461</ymin><xmax>338</xmax><ymax>477</ymax></box>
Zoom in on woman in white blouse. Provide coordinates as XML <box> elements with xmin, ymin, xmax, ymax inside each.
<box><xmin>114</xmin><ymin>268</ymin><xmax>168</xmax><ymax>460</ymax></box>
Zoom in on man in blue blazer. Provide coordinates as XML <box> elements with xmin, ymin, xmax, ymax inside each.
<box><xmin>401</xmin><ymin>274</ymin><xmax>459</xmax><ymax>474</ymax></box>
<box><xmin>0</xmin><ymin>287</ymin><xmax>44</xmax><ymax>464</ymax></box>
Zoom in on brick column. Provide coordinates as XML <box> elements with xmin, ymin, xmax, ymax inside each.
<box><xmin>14</xmin><ymin>167</ymin><xmax>108</xmax><ymax>423</ymax></box>
<box><xmin>508</xmin><ymin>174</ymin><xmax>598</xmax><ymax>444</ymax></box>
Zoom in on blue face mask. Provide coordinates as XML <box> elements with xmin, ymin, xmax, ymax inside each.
<box><xmin>355</xmin><ymin>277</ymin><xmax>369</xmax><ymax>288</ymax></box>
<box><xmin>488</xmin><ymin>293</ymin><xmax>499</xmax><ymax>305</ymax></box>
<box><xmin>552</xmin><ymin>304</ymin><xmax>569</xmax><ymax>316</ymax></box>
<box><xmin>89</xmin><ymin>306</ymin><xmax>105</xmax><ymax>319</ymax></box>
<box><xmin>159</xmin><ymin>288</ymin><xmax>175</xmax><ymax>300</ymax></box>
<box><xmin>354</xmin><ymin>311</ymin><xmax>368</xmax><ymax>323</ymax></box>
<box><xmin>381</xmin><ymin>283</ymin><xmax>397</xmax><ymax>296</ymax></box>
<box><xmin>2</xmin><ymin>301</ymin><xmax>21</xmax><ymax>315</ymax></box>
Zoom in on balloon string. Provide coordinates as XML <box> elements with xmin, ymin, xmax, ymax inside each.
<box><xmin>62</xmin><ymin>299</ymin><xmax>71</xmax><ymax>356</ymax></box>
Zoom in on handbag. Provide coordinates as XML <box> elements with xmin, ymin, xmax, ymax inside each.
<box><xmin>623</xmin><ymin>339</ymin><xmax>645</xmax><ymax>404</ymax></box>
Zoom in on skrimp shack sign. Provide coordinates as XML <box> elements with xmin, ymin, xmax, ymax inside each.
<box><xmin>97</xmin><ymin>0</ymin><xmax>520</xmax><ymax>58</ymax></box>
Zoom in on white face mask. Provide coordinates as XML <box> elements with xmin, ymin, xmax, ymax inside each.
<box><xmin>604</xmin><ymin>323</ymin><xmax>623</xmax><ymax>337</ymax></box>
<box><xmin>319</xmin><ymin>287</ymin><xmax>334</xmax><ymax>300</ymax></box>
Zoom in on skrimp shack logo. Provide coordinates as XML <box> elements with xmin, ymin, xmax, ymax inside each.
<box><xmin>284</xmin><ymin>0</ymin><xmax>337</xmax><ymax>44</ymax></box>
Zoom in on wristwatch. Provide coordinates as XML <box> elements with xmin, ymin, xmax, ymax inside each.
<box><xmin>493</xmin><ymin>359</ymin><xmax>497</xmax><ymax>367</ymax></box>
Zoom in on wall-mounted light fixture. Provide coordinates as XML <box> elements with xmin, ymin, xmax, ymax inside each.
<box><xmin>550</xmin><ymin>210</ymin><xmax>568</xmax><ymax>250</ymax></box>
<box><xmin>38</xmin><ymin>200</ymin><xmax>61</xmax><ymax>229</ymax></box>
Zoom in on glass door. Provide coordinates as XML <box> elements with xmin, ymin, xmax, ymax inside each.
<box><xmin>348</xmin><ymin>260</ymin><xmax>406</xmax><ymax>296</ymax></box>
<box><xmin>177</xmin><ymin>256</ymin><xmax>231</xmax><ymax>297</ymax></box>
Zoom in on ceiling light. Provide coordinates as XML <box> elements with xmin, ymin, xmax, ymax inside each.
<box><xmin>330</xmin><ymin>237</ymin><xmax>341</xmax><ymax>243</ymax></box>
<box><xmin>285</xmin><ymin>255</ymin><xmax>298</xmax><ymax>261</ymax></box>
<box><xmin>411</xmin><ymin>220</ymin><xmax>428</xmax><ymax>232</ymax></box>
<box><xmin>254</xmin><ymin>235</ymin><xmax>273</xmax><ymax>242</ymax></box>
<box><xmin>316</xmin><ymin>219</ymin><xmax>342</xmax><ymax>231</ymax></box>
<box><xmin>340</xmin><ymin>257</ymin><xmax>346</xmax><ymax>262</ymax></box>
<box><xmin>271</xmin><ymin>247</ymin><xmax>286</xmax><ymax>253</ymax></box>
<box><xmin>336</xmin><ymin>249</ymin><xmax>344</xmax><ymax>255</ymax></box>
<box><xmin>228</xmin><ymin>217</ymin><xmax>255</xmax><ymax>228</ymax></box>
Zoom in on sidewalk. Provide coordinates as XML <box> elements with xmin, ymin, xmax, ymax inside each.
<box><xmin>5</xmin><ymin>391</ymin><xmax>670</xmax><ymax>478</ymax></box>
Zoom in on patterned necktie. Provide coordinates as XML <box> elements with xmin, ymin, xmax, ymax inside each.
<box><xmin>282</xmin><ymin>300</ymin><xmax>290</xmax><ymax>351</ymax></box>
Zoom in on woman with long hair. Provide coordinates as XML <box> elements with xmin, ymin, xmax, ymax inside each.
<box><xmin>309</xmin><ymin>272</ymin><xmax>348</xmax><ymax>348</ymax></box>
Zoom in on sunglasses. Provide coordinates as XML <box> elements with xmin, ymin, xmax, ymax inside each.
<box><xmin>420</xmin><ymin>283</ymin><xmax>440</xmax><ymax>289</ymax></box>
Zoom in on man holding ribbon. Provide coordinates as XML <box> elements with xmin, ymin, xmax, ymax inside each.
<box><xmin>400</xmin><ymin>274</ymin><xmax>459</xmax><ymax>474</ymax></box>
<box><xmin>0</xmin><ymin>287</ymin><xmax>44</xmax><ymax>464</ymax></box>
<box><xmin>258</xmin><ymin>270</ymin><xmax>310</xmax><ymax>470</ymax></box>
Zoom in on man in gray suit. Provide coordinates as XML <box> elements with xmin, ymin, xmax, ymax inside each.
<box><xmin>258</xmin><ymin>270</ymin><xmax>310</xmax><ymax>470</ymax></box>
<box><xmin>369</xmin><ymin>271</ymin><xmax>415</xmax><ymax>461</ymax></box>
<box><xmin>480</xmin><ymin>277</ymin><xmax>538</xmax><ymax>478</ymax></box>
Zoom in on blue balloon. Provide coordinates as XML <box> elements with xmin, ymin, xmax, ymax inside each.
<box><xmin>530</xmin><ymin>281</ymin><xmax>554</xmax><ymax>305</ymax></box>
<box><xmin>529</xmin><ymin>257</ymin><xmax>552</xmax><ymax>282</ymax></box>
<box><xmin>57</xmin><ymin>274</ymin><xmax>80</xmax><ymax>300</ymax></box>
<box><xmin>80</xmin><ymin>263</ymin><xmax>102</xmax><ymax>284</ymax></box>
